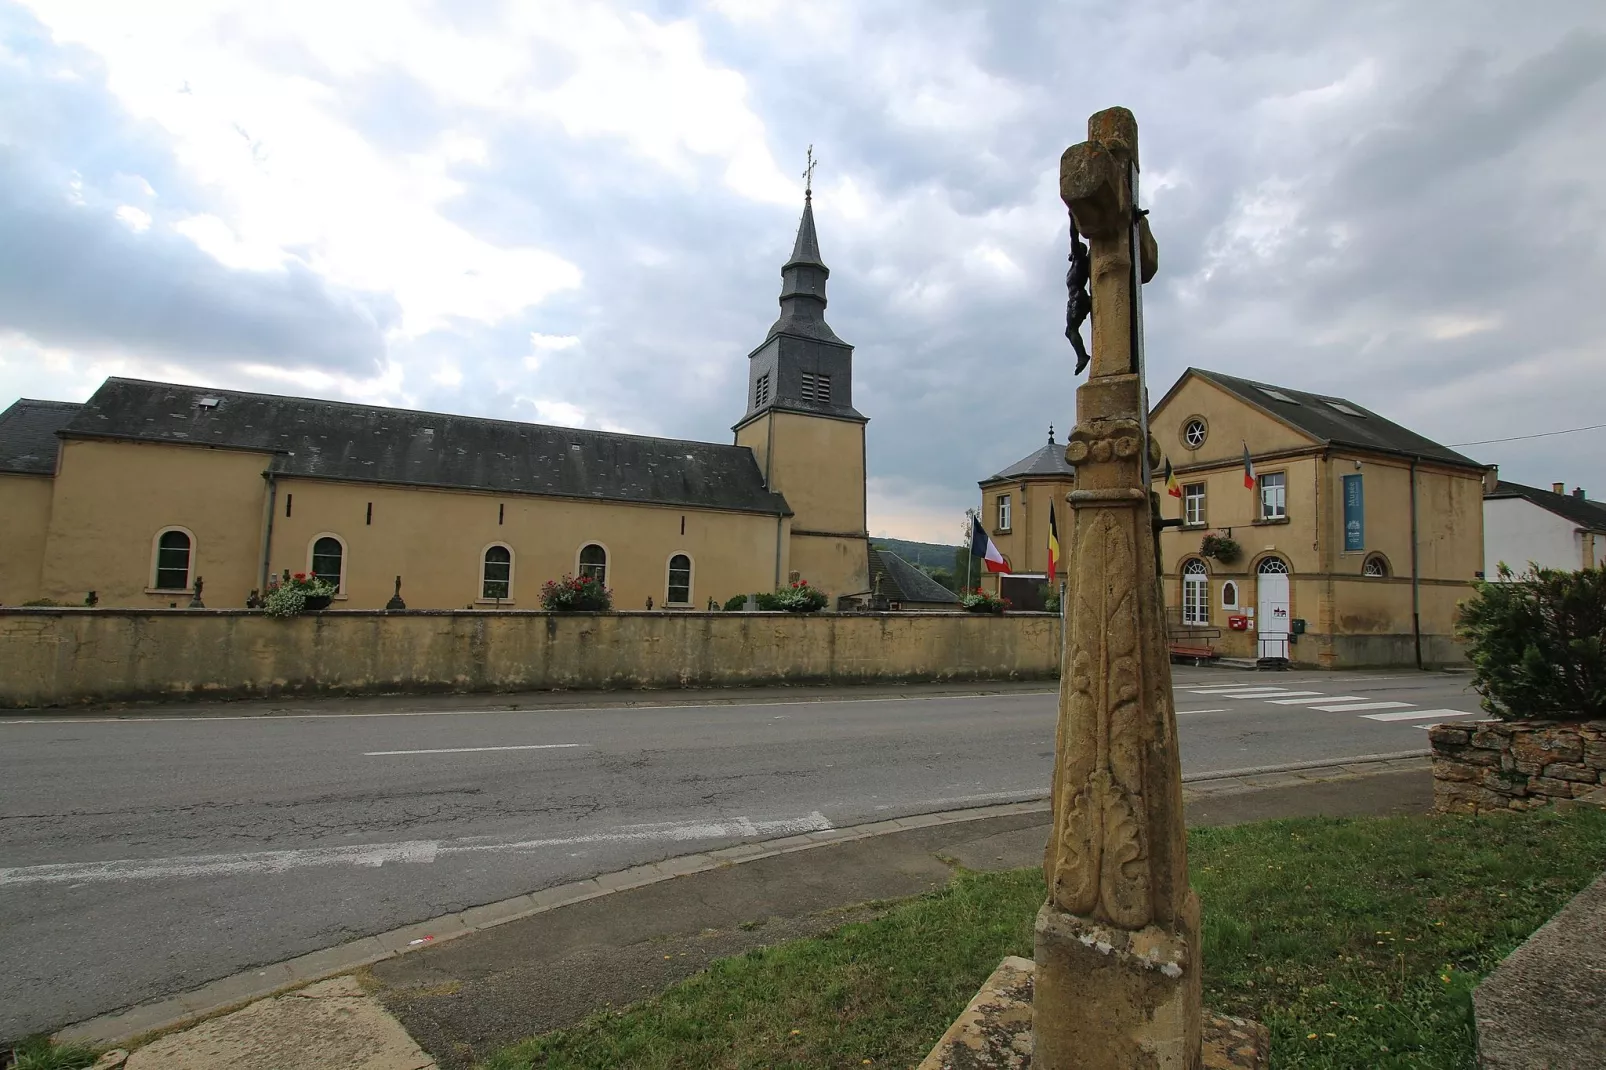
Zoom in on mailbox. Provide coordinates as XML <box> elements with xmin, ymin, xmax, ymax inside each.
<box><xmin>1291</xmin><ymin>618</ymin><xmax>1307</xmax><ymax>635</ymax></box>
<box><xmin>1227</xmin><ymin>614</ymin><xmax>1249</xmax><ymax>631</ymax></box>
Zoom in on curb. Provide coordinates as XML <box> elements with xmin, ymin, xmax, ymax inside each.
<box><xmin>56</xmin><ymin>751</ymin><xmax>1431</xmax><ymax>1048</ymax></box>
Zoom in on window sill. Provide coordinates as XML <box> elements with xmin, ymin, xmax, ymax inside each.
<box><xmin>475</xmin><ymin>598</ymin><xmax>515</xmax><ymax>605</ymax></box>
<box><xmin>145</xmin><ymin>587</ymin><xmax>192</xmax><ymax>595</ymax></box>
<box><xmin>993</xmin><ymin>528</ymin><xmax>1012</xmax><ymax>536</ymax></box>
<box><xmin>1253</xmin><ymin>516</ymin><xmax>1290</xmax><ymax>526</ymax></box>
<box><xmin>1179</xmin><ymin>522</ymin><xmax>1209</xmax><ymax>530</ymax></box>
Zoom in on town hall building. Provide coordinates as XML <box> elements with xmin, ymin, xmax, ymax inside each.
<box><xmin>0</xmin><ymin>195</ymin><xmax>873</xmax><ymax>613</ymax></box>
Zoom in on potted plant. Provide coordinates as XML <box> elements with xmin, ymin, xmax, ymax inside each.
<box><xmin>1200</xmin><ymin>532</ymin><xmax>1242</xmax><ymax>564</ymax></box>
<box><xmin>771</xmin><ymin>579</ymin><xmax>828</xmax><ymax>613</ymax></box>
<box><xmin>539</xmin><ymin>574</ymin><xmax>614</xmax><ymax>611</ymax></box>
<box><xmin>960</xmin><ymin>587</ymin><xmax>1010</xmax><ymax>614</ymax></box>
<box><xmin>263</xmin><ymin>572</ymin><xmax>337</xmax><ymax>618</ymax></box>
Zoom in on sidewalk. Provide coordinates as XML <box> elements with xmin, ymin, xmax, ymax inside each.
<box><xmin>60</xmin><ymin>756</ymin><xmax>1432</xmax><ymax>1070</ymax></box>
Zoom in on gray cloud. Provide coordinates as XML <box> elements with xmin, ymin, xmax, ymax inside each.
<box><xmin>0</xmin><ymin>4</ymin><xmax>395</xmax><ymax>374</ymax></box>
<box><xmin>5</xmin><ymin>0</ymin><xmax>1606</xmax><ymax>534</ymax></box>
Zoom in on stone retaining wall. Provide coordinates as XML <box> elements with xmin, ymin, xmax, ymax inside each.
<box><xmin>0</xmin><ymin>608</ymin><xmax>1061</xmax><ymax>709</ymax></box>
<box><xmin>1430</xmin><ymin>720</ymin><xmax>1606</xmax><ymax>814</ymax></box>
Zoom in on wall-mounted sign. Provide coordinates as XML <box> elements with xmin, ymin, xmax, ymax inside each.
<box><xmin>1342</xmin><ymin>473</ymin><xmax>1364</xmax><ymax>552</ymax></box>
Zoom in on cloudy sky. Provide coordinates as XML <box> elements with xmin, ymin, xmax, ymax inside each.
<box><xmin>3</xmin><ymin>1</ymin><xmax>1603</xmax><ymax>542</ymax></box>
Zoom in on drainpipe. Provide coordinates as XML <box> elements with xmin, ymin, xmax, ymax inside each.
<box><xmin>259</xmin><ymin>470</ymin><xmax>278</xmax><ymax>591</ymax></box>
<box><xmin>1410</xmin><ymin>457</ymin><xmax>1422</xmax><ymax>670</ymax></box>
<box><xmin>773</xmin><ymin>513</ymin><xmax>783</xmax><ymax>590</ymax></box>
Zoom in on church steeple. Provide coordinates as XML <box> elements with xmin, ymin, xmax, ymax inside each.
<box><xmin>735</xmin><ymin>163</ymin><xmax>863</xmax><ymax>429</ymax></box>
<box><xmin>768</xmin><ymin>191</ymin><xmax>843</xmax><ymax>344</ymax></box>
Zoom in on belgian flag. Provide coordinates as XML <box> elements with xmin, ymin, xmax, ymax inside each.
<box><xmin>1046</xmin><ymin>502</ymin><xmax>1060</xmax><ymax>582</ymax></box>
<box><xmin>1164</xmin><ymin>457</ymin><xmax>1182</xmax><ymax>498</ymax></box>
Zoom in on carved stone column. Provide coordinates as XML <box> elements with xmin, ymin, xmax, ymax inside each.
<box><xmin>1032</xmin><ymin>106</ymin><xmax>1201</xmax><ymax>1070</ymax></box>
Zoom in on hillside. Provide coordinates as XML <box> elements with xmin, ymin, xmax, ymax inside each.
<box><xmin>869</xmin><ymin>537</ymin><xmax>965</xmax><ymax>571</ymax></box>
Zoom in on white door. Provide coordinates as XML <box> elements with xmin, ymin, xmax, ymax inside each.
<box><xmin>1256</xmin><ymin>558</ymin><xmax>1291</xmax><ymax>659</ymax></box>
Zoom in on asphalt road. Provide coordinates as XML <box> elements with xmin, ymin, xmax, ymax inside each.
<box><xmin>0</xmin><ymin>667</ymin><xmax>1479</xmax><ymax>1040</ymax></box>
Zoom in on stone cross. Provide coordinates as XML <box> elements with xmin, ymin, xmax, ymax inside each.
<box><xmin>1034</xmin><ymin>107</ymin><xmax>1200</xmax><ymax>1068</ymax></box>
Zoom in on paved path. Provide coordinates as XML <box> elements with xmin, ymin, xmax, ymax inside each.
<box><xmin>0</xmin><ymin>669</ymin><xmax>1477</xmax><ymax>1040</ymax></box>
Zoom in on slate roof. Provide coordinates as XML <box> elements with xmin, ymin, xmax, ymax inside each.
<box><xmin>1486</xmin><ymin>480</ymin><xmax>1606</xmax><ymax>532</ymax></box>
<box><xmin>1185</xmin><ymin>369</ymin><xmax>1484</xmax><ymax>470</ymax></box>
<box><xmin>868</xmin><ymin>547</ymin><xmax>959</xmax><ymax>605</ymax></box>
<box><xmin>982</xmin><ymin>429</ymin><xmax>1076</xmax><ymax>484</ymax></box>
<box><xmin>0</xmin><ymin>399</ymin><xmax>81</xmax><ymax>475</ymax></box>
<box><xmin>62</xmin><ymin>379</ymin><xmax>793</xmax><ymax>516</ymax></box>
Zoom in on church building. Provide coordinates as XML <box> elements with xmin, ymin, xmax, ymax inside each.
<box><xmin>0</xmin><ymin>195</ymin><xmax>873</xmax><ymax>612</ymax></box>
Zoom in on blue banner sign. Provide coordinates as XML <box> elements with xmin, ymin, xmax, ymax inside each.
<box><xmin>1342</xmin><ymin>474</ymin><xmax>1364</xmax><ymax>552</ymax></box>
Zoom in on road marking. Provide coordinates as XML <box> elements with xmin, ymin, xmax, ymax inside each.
<box><xmin>1366</xmin><ymin>708</ymin><xmax>1481</xmax><ymax>722</ymax></box>
<box><xmin>0</xmin><ymin>812</ymin><xmax>833</xmax><ymax>887</ymax></box>
<box><xmin>1265</xmin><ymin>695</ymin><xmax>1361</xmax><ymax>705</ymax></box>
<box><xmin>1184</xmin><ymin>687</ymin><xmax>1299</xmax><ymax>696</ymax></box>
<box><xmin>1176</xmin><ymin>708</ymin><xmax>1227</xmax><ymax>715</ymax></box>
<box><xmin>363</xmin><ymin>743</ymin><xmax>589</xmax><ymax>756</ymax></box>
<box><xmin>1309</xmin><ymin>701</ymin><xmax>1413</xmax><ymax>712</ymax></box>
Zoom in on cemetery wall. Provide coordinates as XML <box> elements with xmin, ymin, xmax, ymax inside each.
<box><xmin>0</xmin><ymin>608</ymin><xmax>1061</xmax><ymax>708</ymax></box>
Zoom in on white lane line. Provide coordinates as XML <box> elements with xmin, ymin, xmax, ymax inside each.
<box><xmin>1366</xmin><ymin>708</ymin><xmax>1481</xmax><ymax>722</ymax></box>
<box><xmin>1184</xmin><ymin>687</ymin><xmax>1299</xmax><ymax>696</ymax></box>
<box><xmin>1266</xmin><ymin>695</ymin><xmax>1362</xmax><ymax>705</ymax></box>
<box><xmin>363</xmin><ymin>743</ymin><xmax>589</xmax><ymax>756</ymax></box>
<box><xmin>0</xmin><ymin>812</ymin><xmax>833</xmax><ymax>887</ymax></box>
<box><xmin>1310</xmin><ymin>701</ymin><xmax>1414</xmax><ymax>712</ymax></box>
<box><xmin>1176</xmin><ymin>708</ymin><xmax>1227</xmax><ymax>715</ymax></box>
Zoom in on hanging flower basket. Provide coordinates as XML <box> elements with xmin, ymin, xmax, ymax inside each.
<box><xmin>1200</xmin><ymin>533</ymin><xmax>1242</xmax><ymax>564</ymax></box>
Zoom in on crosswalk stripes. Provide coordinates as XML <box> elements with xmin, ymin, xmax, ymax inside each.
<box><xmin>1177</xmin><ymin>683</ymin><xmax>1485</xmax><ymax>726</ymax></box>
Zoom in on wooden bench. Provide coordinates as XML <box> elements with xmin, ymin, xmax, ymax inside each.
<box><xmin>1168</xmin><ymin>643</ymin><xmax>1219</xmax><ymax>666</ymax></box>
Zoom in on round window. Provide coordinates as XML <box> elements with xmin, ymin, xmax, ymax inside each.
<box><xmin>1362</xmin><ymin>555</ymin><xmax>1388</xmax><ymax>577</ymax></box>
<box><xmin>1182</xmin><ymin>417</ymin><xmax>1207</xmax><ymax>450</ymax></box>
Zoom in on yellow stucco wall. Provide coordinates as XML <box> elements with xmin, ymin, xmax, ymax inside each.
<box><xmin>736</xmin><ymin>409</ymin><xmax>868</xmax><ymax>602</ymax></box>
<box><xmin>39</xmin><ymin>439</ymin><xmax>273</xmax><ymax>608</ymax></box>
<box><xmin>0</xmin><ymin>473</ymin><xmax>55</xmax><ymax>605</ymax></box>
<box><xmin>978</xmin><ymin>476</ymin><xmax>1076</xmax><ymax>595</ymax></box>
<box><xmin>1150</xmin><ymin>374</ymin><xmax>1484</xmax><ymax>667</ymax></box>
<box><xmin>264</xmin><ymin>476</ymin><xmax>786</xmax><ymax>612</ymax></box>
<box><xmin>0</xmin><ymin>609</ymin><xmax>1061</xmax><ymax>708</ymax></box>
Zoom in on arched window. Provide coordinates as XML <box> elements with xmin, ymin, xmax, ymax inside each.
<box><xmin>1362</xmin><ymin>554</ymin><xmax>1389</xmax><ymax>577</ymax></box>
<box><xmin>578</xmin><ymin>543</ymin><xmax>607</xmax><ymax>585</ymax></box>
<box><xmin>153</xmin><ymin>528</ymin><xmax>193</xmax><ymax>590</ymax></box>
<box><xmin>1257</xmin><ymin>556</ymin><xmax>1290</xmax><ymax>574</ymax></box>
<box><xmin>482</xmin><ymin>545</ymin><xmax>513</xmax><ymax>600</ymax></box>
<box><xmin>1182</xmin><ymin>558</ymin><xmax>1209</xmax><ymax>626</ymax></box>
<box><xmin>310</xmin><ymin>535</ymin><xmax>345</xmax><ymax>593</ymax></box>
<box><xmin>667</xmin><ymin>553</ymin><xmax>692</xmax><ymax>605</ymax></box>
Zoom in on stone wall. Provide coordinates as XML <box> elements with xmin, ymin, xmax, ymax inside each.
<box><xmin>1430</xmin><ymin>720</ymin><xmax>1606</xmax><ymax>813</ymax></box>
<box><xmin>0</xmin><ymin>608</ymin><xmax>1061</xmax><ymax>709</ymax></box>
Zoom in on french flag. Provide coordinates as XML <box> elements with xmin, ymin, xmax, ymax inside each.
<box><xmin>970</xmin><ymin>514</ymin><xmax>1010</xmax><ymax>574</ymax></box>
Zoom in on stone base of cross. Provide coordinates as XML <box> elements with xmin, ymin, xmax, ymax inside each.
<box><xmin>917</xmin><ymin>107</ymin><xmax>1268</xmax><ymax>1070</ymax></box>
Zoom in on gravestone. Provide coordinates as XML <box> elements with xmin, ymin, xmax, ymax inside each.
<box><xmin>919</xmin><ymin>108</ymin><xmax>1267</xmax><ymax>1070</ymax></box>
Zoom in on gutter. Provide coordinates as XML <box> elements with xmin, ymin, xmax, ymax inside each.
<box><xmin>259</xmin><ymin>469</ymin><xmax>278</xmax><ymax>591</ymax></box>
<box><xmin>1410</xmin><ymin>457</ymin><xmax>1422</xmax><ymax>670</ymax></box>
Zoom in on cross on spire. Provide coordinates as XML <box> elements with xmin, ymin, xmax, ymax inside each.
<box><xmin>802</xmin><ymin>144</ymin><xmax>817</xmax><ymax>200</ymax></box>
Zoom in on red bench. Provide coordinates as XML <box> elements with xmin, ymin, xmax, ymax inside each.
<box><xmin>1168</xmin><ymin>643</ymin><xmax>1219</xmax><ymax>665</ymax></box>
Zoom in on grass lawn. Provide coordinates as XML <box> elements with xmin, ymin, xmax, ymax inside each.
<box><xmin>480</xmin><ymin>806</ymin><xmax>1606</xmax><ymax>1070</ymax></box>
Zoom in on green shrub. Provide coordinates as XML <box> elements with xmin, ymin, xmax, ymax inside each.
<box><xmin>539</xmin><ymin>574</ymin><xmax>613</xmax><ymax>611</ymax></box>
<box><xmin>262</xmin><ymin>572</ymin><xmax>336</xmax><ymax>618</ymax></box>
<box><xmin>1457</xmin><ymin>564</ymin><xmax>1605</xmax><ymax>720</ymax></box>
<box><xmin>20</xmin><ymin>598</ymin><xmax>63</xmax><ymax>607</ymax></box>
<box><xmin>723</xmin><ymin>592</ymin><xmax>782</xmax><ymax>611</ymax></box>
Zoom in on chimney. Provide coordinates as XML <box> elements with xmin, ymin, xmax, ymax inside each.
<box><xmin>1552</xmin><ymin>482</ymin><xmax>1565</xmax><ymax>494</ymax></box>
<box><xmin>1574</xmin><ymin>487</ymin><xmax>1587</xmax><ymax>500</ymax></box>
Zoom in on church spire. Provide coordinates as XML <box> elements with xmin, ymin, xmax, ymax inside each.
<box><xmin>769</xmin><ymin>168</ymin><xmax>840</xmax><ymax>344</ymax></box>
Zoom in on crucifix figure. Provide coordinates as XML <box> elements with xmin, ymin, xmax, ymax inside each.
<box><xmin>1034</xmin><ymin>106</ymin><xmax>1200</xmax><ymax>1069</ymax></box>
